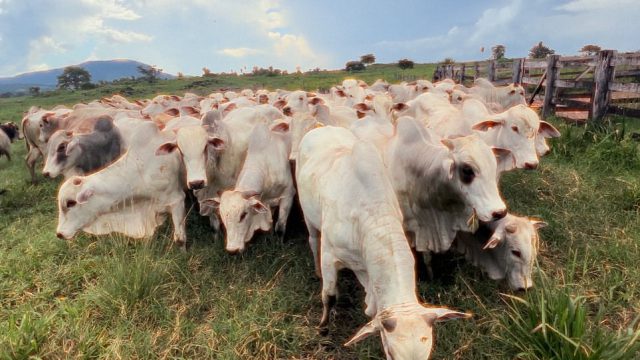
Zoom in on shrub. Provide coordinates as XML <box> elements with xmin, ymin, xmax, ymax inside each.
<box><xmin>345</xmin><ymin>61</ymin><xmax>365</xmax><ymax>72</ymax></box>
<box><xmin>397</xmin><ymin>59</ymin><xmax>414</xmax><ymax>69</ymax></box>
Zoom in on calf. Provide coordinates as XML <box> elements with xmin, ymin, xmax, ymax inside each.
<box><xmin>43</xmin><ymin>117</ymin><xmax>123</xmax><ymax>179</ymax></box>
<box><xmin>214</xmin><ymin>122</ymin><xmax>295</xmax><ymax>253</ymax></box>
<box><xmin>454</xmin><ymin>214</ymin><xmax>547</xmax><ymax>291</ymax></box>
<box><xmin>296</xmin><ymin>126</ymin><xmax>470</xmax><ymax>359</ymax></box>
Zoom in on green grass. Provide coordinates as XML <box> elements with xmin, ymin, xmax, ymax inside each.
<box><xmin>1</xmin><ymin>70</ymin><xmax>639</xmax><ymax>359</ymax></box>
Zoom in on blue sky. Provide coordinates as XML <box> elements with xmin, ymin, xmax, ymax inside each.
<box><xmin>0</xmin><ymin>0</ymin><xmax>638</xmax><ymax>77</ymax></box>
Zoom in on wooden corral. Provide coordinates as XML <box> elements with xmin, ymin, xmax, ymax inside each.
<box><xmin>433</xmin><ymin>51</ymin><xmax>640</xmax><ymax>122</ymax></box>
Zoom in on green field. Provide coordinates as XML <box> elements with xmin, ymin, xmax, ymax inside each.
<box><xmin>0</xmin><ymin>67</ymin><xmax>639</xmax><ymax>359</ymax></box>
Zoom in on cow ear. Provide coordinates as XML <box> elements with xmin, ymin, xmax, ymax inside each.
<box><xmin>423</xmin><ymin>307</ymin><xmax>471</xmax><ymax>324</ymax></box>
<box><xmin>483</xmin><ymin>235</ymin><xmax>502</xmax><ymax>250</ymax></box>
<box><xmin>392</xmin><ymin>103</ymin><xmax>409</xmax><ymax>112</ymax></box>
<box><xmin>354</xmin><ymin>103</ymin><xmax>370</xmax><ymax>112</ymax></box>
<box><xmin>65</xmin><ymin>139</ymin><xmax>79</xmax><ymax>156</ymax></box>
<box><xmin>472</xmin><ymin>119</ymin><xmax>504</xmax><ymax>132</ymax></box>
<box><xmin>181</xmin><ymin>106</ymin><xmax>199</xmax><ymax>117</ymax></box>
<box><xmin>306</xmin><ymin>92</ymin><xmax>317</xmax><ymax>98</ymax></box>
<box><xmin>273</xmin><ymin>100</ymin><xmax>287</xmax><ymax>110</ymax></box>
<box><xmin>208</xmin><ymin>136</ymin><xmax>225</xmax><ymax>150</ymax></box>
<box><xmin>248</xmin><ymin>197</ymin><xmax>269</xmax><ymax>214</ymax></box>
<box><xmin>164</xmin><ymin>108</ymin><xmax>180</xmax><ymax>117</ymax></box>
<box><xmin>155</xmin><ymin>141</ymin><xmax>178</xmax><ymax>155</ymax></box>
<box><xmin>344</xmin><ymin>320</ymin><xmax>380</xmax><ymax>347</ymax></box>
<box><xmin>201</xmin><ymin>197</ymin><xmax>221</xmax><ymax>209</ymax></box>
<box><xmin>530</xmin><ymin>219</ymin><xmax>548</xmax><ymax>229</ymax></box>
<box><xmin>492</xmin><ymin>147</ymin><xmax>515</xmax><ymax>173</ymax></box>
<box><xmin>76</xmin><ymin>188</ymin><xmax>94</xmax><ymax>204</ymax></box>
<box><xmin>309</xmin><ymin>97</ymin><xmax>324</xmax><ymax>105</ymax></box>
<box><xmin>539</xmin><ymin>121</ymin><xmax>560</xmax><ymax>138</ymax></box>
<box><xmin>335</xmin><ymin>89</ymin><xmax>346</xmax><ymax>97</ymax></box>
<box><xmin>357</xmin><ymin>111</ymin><xmax>366</xmax><ymax>119</ymax></box>
<box><xmin>270</xmin><ymin>122</ymin><xmax>289</xmax><ymax>133</ymax></box>
<box><xmin>441</xmin><ymin>138</ymin><xmax>455</xmax><ymax>151</ymax></box>
<box><xmin>65</xmin><ymin>130</ymin><xmax>74</xmax><ymax>137</ymax></box>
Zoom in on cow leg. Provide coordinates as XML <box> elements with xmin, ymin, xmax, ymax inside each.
<box><xmin>274</xmin><ymin>191</ymin><xmax>294</xmax><ymax>238</ymax></box>
<box><xmin>304</xmin><ymin>216</ymin><xmax>322</xmax><ymax>278</ymax></box>
<box><xmin>319</xmin><ymin>251</ymin><xmax>338</xmax><ymax>330</ymax></box>
<box><xmin>169</xmin><ymin>197</ymin><xmax>187</xmax><ymax>251</ymax></box>
<box><xmin>354</xmin><ymin>271</ymin><xmax>376</xmax><ymax>317</ymax></box>
<box><xmin>25</xmin><ymin>148</ymin><xmax>40</xmax><ymax>184</ymax></box>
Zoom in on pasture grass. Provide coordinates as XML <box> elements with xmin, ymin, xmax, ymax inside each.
<box><xmin>0</xmin><ymin>72</ymin><xmax>639</xmax><ymax>359</ymax></box>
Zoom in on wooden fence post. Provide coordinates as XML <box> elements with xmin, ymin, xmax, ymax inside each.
<box><xmin>460</xmin><ymin>64</ymin><xmax>466</xmax><ymax>84</ymax></box>
<box><xmin>512</xmin><ymin>58</ymin><xmax>524</xmax><ymax>84</ymax></box>
<box><xmin>474</xmin><ymin>62</ymin><xmax>480</xmax><ymax>80</ymax></box>
<box><xmin>591</xmin><ymin>50</ymin><xmax>616</xmax><ymax>121</ymax></box>
<box><xmin>542</xmin><ymin>55</ymin><xmax>560</xmax><ymax>119</ymax></box>
<box><xmin>488</xmin><ymin>60</ymin><xmax>496</xmax><ymax>82</ymax></box>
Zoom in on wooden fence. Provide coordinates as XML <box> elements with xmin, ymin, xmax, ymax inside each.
<box><xmin>432</xmin><ymin>51</ymin><xmax>640</xmax><ymax>121</ymax></box>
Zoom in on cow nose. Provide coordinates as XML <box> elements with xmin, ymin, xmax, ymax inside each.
<box><xmin>492</xmin><ymin>209</ymin><xmax>507</xmax><ymax>220</ymax></box>
<box><xmin>189</xmin><ymin>180</ymin><xmax>205</xmax><ymax>190</ymax></box>
<box><xmin>515</xmin><ymin>287</ymin><xmax>529</xmax><ymax>293</ymax></box>
<box><xmin>227</xmin><ymin>248</ymin><xmax>241</xmax><ymax>256</ymax></box>
<box><xmin>524</xmin><ymin>162</ymin><xmax>538</xmax><ymax>170</ymax></box>
<box><xmin>56</xmin><ymin>232</ymin><xmax>64</xmax><ymax>239</ymax></box>
<box><xmin>43</xmin><ymin>172</ymin><xmax>50</xmax><ymax>178</ymax></box>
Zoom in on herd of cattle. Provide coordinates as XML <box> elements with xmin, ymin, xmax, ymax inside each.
<box><xmin>2</xmin><ymin>76</ymin><xmax>561</xmax><ymax>359</ymax></box>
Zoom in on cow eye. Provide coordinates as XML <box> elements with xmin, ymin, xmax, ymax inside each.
<box><xmin>460</xmin><ymin>164</ymin><xmax>475</xmax><ymax>184</ymax></box>
<box><xmin>511</xmin><ymin>250</ymin><xmax>522</xmax><ymax>258</ymax></box>
<box><xmin>239</xmin><ymin>211</ymin><xmax>248</xmax><ymax>222</ymax></box>
<box><xmin>66</xmin><ymin>199</ymin><xmax>77</xmax><ymax>209</ymax></box>
<box><xmin>511</xmin><ymin>125</ymin><xmax>519</xmax><ymax>133</ymax></box>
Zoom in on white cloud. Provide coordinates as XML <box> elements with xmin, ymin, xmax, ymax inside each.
<box><xmin>218</xmin><ymin>47</ymin><xmax>261</xmax><ymax>58</ymax></box>
<box><xmin>556</xmin><ymin>0</ymin><xmax>636</xmax><ymax>12</ymax></box>
<box><xmin>28</xmin><ymin>63</ymin><xmax>50</xmax><ymax>72</ymax></box>
<box><xmin>268</xmin><ymin>32</ymin><xmax>315</xmax><ymax>58</ymax></box>
<box><xmin>82</xmin><ymin>0</ymin><xmax>141</xmax><ymax>20</ymax></box>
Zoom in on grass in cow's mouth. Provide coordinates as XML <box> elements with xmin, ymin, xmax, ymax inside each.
<box><xmin>0</xmin><ymin>75</ymin><xmax>639</xmax><ymax>359</ymax></box>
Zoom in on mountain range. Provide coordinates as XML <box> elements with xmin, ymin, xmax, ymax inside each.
<box><xmin>0</xmin><ymin>60</ymin><xmax>175</xmax><ymax>93</ymax></box>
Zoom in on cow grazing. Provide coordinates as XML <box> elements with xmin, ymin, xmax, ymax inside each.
<box><xmin>382</xmin><ymin>117</ymin><xmax>508</xmax><ymax>254</ymax></box>
<box><xmin>56</xmin><ymin>122</ymin><xmax>187</xmax><ymax>249</ymax></box>
<box><xmin>43</xmin><ymin>117</ymin><xmax>123</xmax><ymax>179</ymax></box>
<box><xmin>213</xmin><ymin>122</ymin><xmax>295</xmax><ymax>254</ymax></box>
<box><xmin>296</xmin><ymin>126</ymin><xmax>470</xmax><ymax>359</ymax></box>
<box><xmin>454</xmin><ymin>214</ymin><xmax>547</xmax><ymax>291</ymax></box>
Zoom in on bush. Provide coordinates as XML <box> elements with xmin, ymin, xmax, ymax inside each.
<box><xmin>496</xmin><ymin>271</ymin><xmax>640</xmax><ymax>360</ymax></box>
<box><xmin>345</xmin><ymin>61</ymin><xmax>365</xmax><ymax>72</ymax></box>
<box><xmin>397</xmin><ymin>59</ymin><xmax>414</xmax><ymax>69</ymax></box>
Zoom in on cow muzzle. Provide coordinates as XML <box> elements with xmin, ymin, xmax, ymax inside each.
<box><xmin>188</xmin><ymin>180</ymin><xmax>205</xmax><ymax>190</ymax></box>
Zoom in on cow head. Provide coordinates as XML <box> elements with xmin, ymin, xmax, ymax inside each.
<box><xmin>215</xmin><ymin>191</ymin><xmax>272</xmax><ymax>254</ymax></box>
<box><xmin>38</xmin><ymin>112</ymin><xmax>59</xmax><ymax>143</ymax></box>
<box><xmin>346</xmin><ymin>304</ymin><xmax>470</xmax><ymax>359</ymax></box>
<box><xmin>472</xmin><ymin>105</ymin><xmax>540</xmax><ymax>172</ymax></box>
<box><xmin>56</xmin><ymin>176</ymin><xmax>102</xmax><ymax>239</ymax></box>
<box><xmin>156</xmin><ymin>125</ymin><xmax>223</xmax><ymax>190</ymax></box>
<box><xmin>482</xmin><ymin>215</ymin><xmax>547</xmax><ymax>291</ymax></box>
<box><xmin>441</xmin><ymin>135</ymin><xmax>508</xmax><ymax>222</ymax></box>
<box><xmin>43</xmin><ymin>130</ymin><xmax>78</xmax><ymax>178</ymax></box>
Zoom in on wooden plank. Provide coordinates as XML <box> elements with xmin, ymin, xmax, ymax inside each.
<box><xmin>613</xmin><ymin>52</ymin><xmax>640</xmax><ymax>66</ymax></box>
<box><xmin>560</xmin><ymin>55</ymin><xmax>595</xmax><ymax>62</ymax></box>
<box><xmin>591</xmin><ymin>50</ymin><xmax>617</xmax><ymax>121</ymax></box>
<box><xmin>555</xmin><ymin>98</ymin><xmax>591</xmax><ymax>110</ymax></box>
<box><xmin>522</xmin><ymin>76</ymin><xmax>542</xmax><ymax>85</ymax></box>
<box><xmin>554</xmin><ymin>79</ymin><xmax>593</xmax><ymax>89</ymax></box>
<box><xmin>495</xmin><ymin>62</ymin><xmax>512</xmax><ymax>69</ymax></box>
<box><xmin>609</xmin><ymin>82</ymin><xmax>640</xmax><ymax>93</ymax></box>
<box><xmin>615</xmin><ymin>69</ymin><xmax>640</xmax><ymax>77</ymax></box>
<box><xmin>574</xmin><ymin>66</ymin><xmax>594</xmax><ymax>81</ymax></box>
<box><xmin>608</xmin><ymin>105</ymin><xmax>640</xmax><ymax>118</ymax></box>
<box><xmin>524</xmin><ymin>60</ymin><xmax>548</xmax><ymax>69</ymax></box>
<box><xmin>512</xmin><ymin>58</ymin><xmax>524</xmax><ymax>84</ymax></box>
<box><xmin>528</xmin><ymin>70</ymin><xmax>547</xmax><ymax>106</ymax></box>
<box><xmin>543</xmin><ymin>56</ymin><xmax>560</xmax><ymax>118</ymax></box>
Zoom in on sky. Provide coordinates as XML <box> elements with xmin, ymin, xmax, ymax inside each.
<box><xmin>0</xmin><ymin>0</ymin><xmax>638</xmax><ymax>77</ymax></box>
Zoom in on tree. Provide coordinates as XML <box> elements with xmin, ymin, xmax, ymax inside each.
<box><xmin>345</xmin><ymin>61</ymin><xmax>366</xmax><ymax>72</ymax></box>
<box><xmin>137</xmin><ymin>65</ymin><xmax>162</xmax><ymax>83</ymax></box>
<box><xmin>441</xmin><ymin>57</ymin><xmax>456</xmax><ymax>65</ymax></box>
<box><xmin>529</xmin><ymin>41</ymin><xmax>555</xmax><ymax>59</ymax></box>
<box><xmin>580</xmin><ymin>44</ymin><xmax>601</xmax><ymax>56</ymax></box>
<box><xmin>492</xmin><ymin>44</ymin><xmax>506</xmax><ymax>60</ymax></box>
<box><xmin>360</xmin><ymin>54</ymin><xmax>376</xmax><ymax>65</ymax></box>
<box><xmin>57</xmin><ymin>66</ymin><xmax>92</xmax><ymax>90</ymax></box>
<box><xmin>398</xmin><ymin>59</ymin><xmax>414</xmax><ymax>69</ymax></box>
<box><xmin>28</xmin><ymin>86</ymin><xmax>40</xmax><ymax>96</ymax></box>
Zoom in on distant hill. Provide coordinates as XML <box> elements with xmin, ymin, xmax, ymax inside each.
<box><xmin>0</xmin><ymin>60</ymin><xmax>175</xmax><ymax>93</ymax></box>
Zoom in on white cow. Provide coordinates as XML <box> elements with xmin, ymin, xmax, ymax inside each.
<box><xmin>454</xmin><ymin>214</ymin><xmax>547</xmax><ymax>290</ymax></box>
<box><xmin>213</xmin><ymin>122</ymin><xmax>295</xmax><ymax>253</ymax></box>
<box><xmin>296</xmin><ymin>126</ymin><xmax>470</xmax><ymax>359</ymax></box>
<box><xmin>55</xmin><ymin>122</ymin><xmax>187</xmax><ymax>249</ymax></box>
